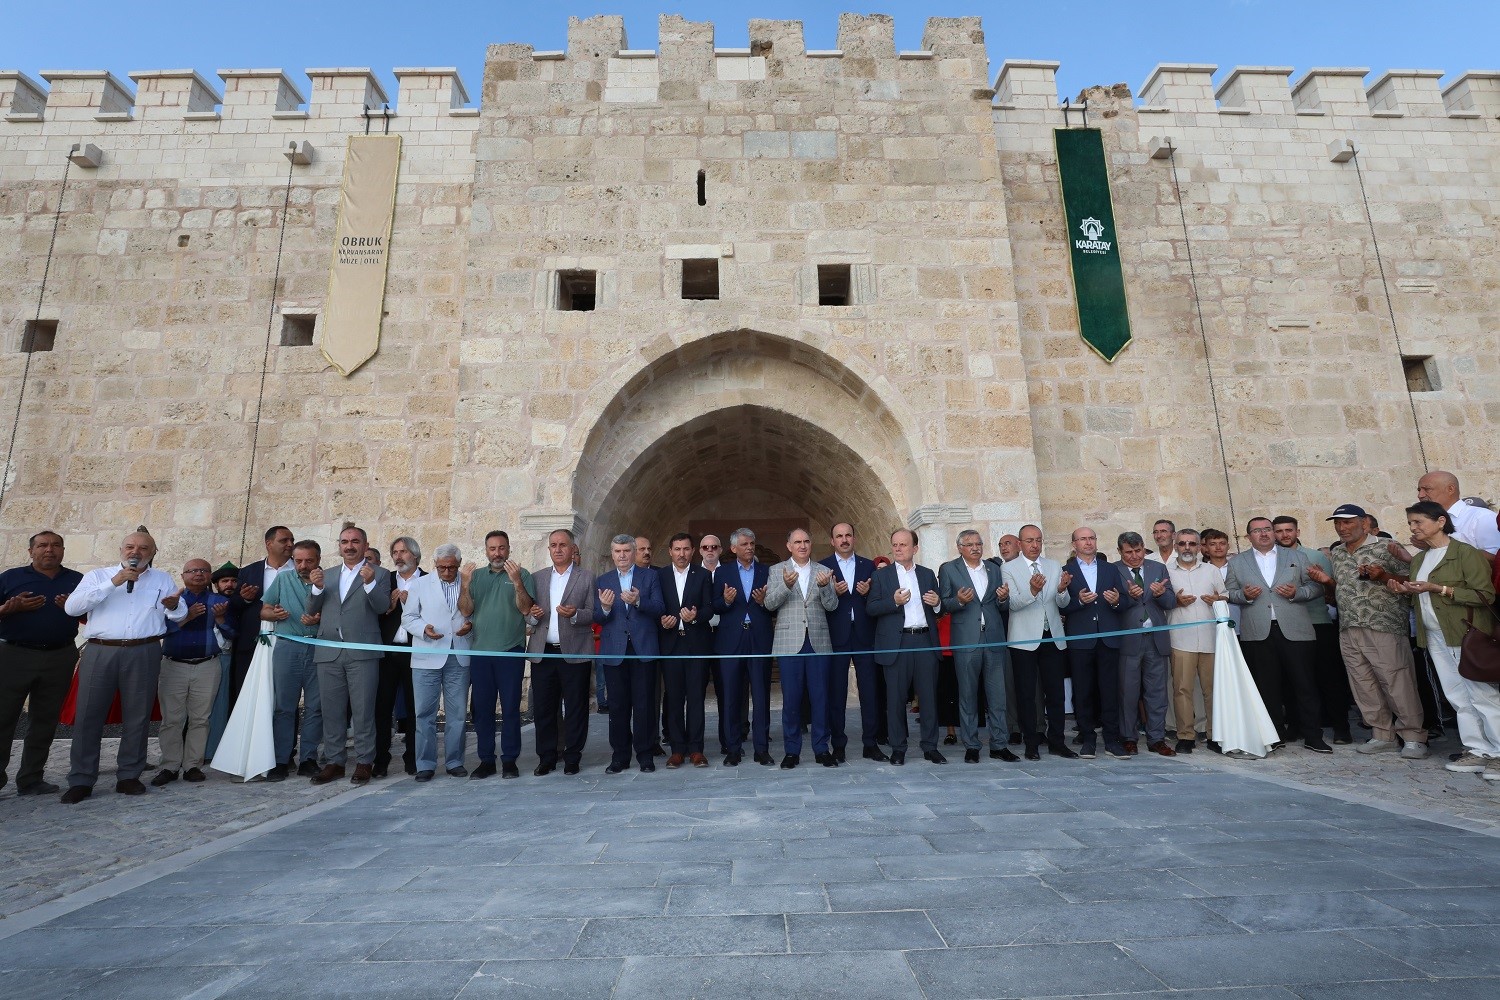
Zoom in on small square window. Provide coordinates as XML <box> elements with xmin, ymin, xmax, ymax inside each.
<box><xmin>681</xmin><ymin>258</ymin><xmax>719</xmax><ymax>301</ymax></box>
<box><xmin>281</xmin><ymin>314</ymin><xmax>316</xmax><ymax>347</ymax></box>
<box><xmin>557</xmin><ymin>270</ymin><xmax>597</xmax><ymax>311</ymax></box>
<box><xmin>817</xmin><ymin>264</ymin><xmax>851</xmax><ymax>306</ymax></box>
<box><xmin>1402</xmin><ymin>355</ymin><xmax>1437</xmax><ymax>392</ymax></box>
<box><xmin>21</xmin><ymin>319</ymin><xmax>57</xmax><ymax>353</ymax></box>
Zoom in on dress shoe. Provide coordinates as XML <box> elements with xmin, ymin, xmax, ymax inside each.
<box><xmin>447</xmin><ymin>766</ymin><xmax>469</xmax><ymax>777</ymax></box>
<box><xmin>18</xmin><ymin>780</ymin><xmax>60</xmax><ymax>796</ymax></box>
<box><xmin>311</xmin><ymin>764</ymin><xmax>346</xmax><ymax>785</ymax></box>
<box><xmin>640</xmin><ymin>762</ymin><xmax>656</xmax><ymax>773</ymax></box>
<box><xmin>184</xmin><ymin>767</ymin><xmax>206</xmax><ymax>783</ymax></box>
<box><xmin>1304</xmin><ymin>737</ymin><xmax>1333</xmax><ymax>754</ymax></box>
<box><xmin>414</xmin><ymin>770</ymin><xmax>435</xmax><ymax>782</ymax></box>
<box><xmin>666</xmin><ymin>754</ymin><xmax>685</xmax><ymax>769</ymax></box>
<box><xmin>650</xmin><ymin>744</ymin><xmax>666</xmax><ymax>757</ymax></box>
<box><xmin>990</xmin><ymin>747</ymin><xmax>1020</xmax><ymax>763</ymax></box>
<box><xmin>724</xmin><ymin>752</ymin><xmax>742</xmax><ymax>767</ymax></box>
<box><xmin>964</xmin><ymin>748</ymin><xmax>980</xmax><ymax>764</ymax></box>
<box><xmin>370</xmin><ymin>764</ymin><xmax>388</xmax><ymax>780</ymax></box>
<box><xmin>470</xmin><ymin>761</ymin><xmax>497</xmax><ymax>779</ymax></box>
<box><xmin>1049</xmin><ymin>744</ymin><xmax>1079</xmax><ymax>760</ymax></box>
<box><xmin>691</xmin><ymin>753</ymin><xmax>709</xmax><ymax>768</ymax></box>
<box><xmin>1024</xmin><ymin>747</ymin><xmax>1041</xmax><ymax>761</ymax></box>
<box><xmin>150</xmin><ymin>769</ymin><xmax>178</xmax><ymax>787</ymax></box>
<box><xmin>501</xmin><ymin>761</ymin><xmax>520</xmax><ymax>779</ymax></box>
<box><xmin>1270</xmin><ymin>741</ymin><xmax>1286</xmax><ymax>752</ymax></box>
<box><xmin>563</xmin><ymin>762</ymin><xmax>580</xmax><ymax>775</ymax></box>
<box><xmin>1206</xmin><ymin>740</ymin><xmax>1223</xmax><ymax>754</ymax></box>
<box><xmin>1149</xmin><ymin>740</ymin><xmax>1177</xmax><ymax>757</ymax></box>
<box><xmin>923</xmin><ymin>749</ymin><xmax>948</xmax><ymax>764</ymax></box>
<box><xmin>297</xmin><ymin>760</ymin><xmax>320</xmax><ymax>778</ymax></box>
<box><xmin>816</xmin><ymin>752</ymin><xmax>838</xmax><ymax>767</ymax></box>
<box><xmin>754</xmin><ymin>751</ymin><xmax>775</xmax><ymax>766</ymax></box>
<box><xmin>1175</xmin><ymin>739</ymin><xmax>1195</xmax><ymax>754</ymax></box>
<box><xmin>1009</xmin><ymin>732</ymin><xmax>1023</xmax><ymax>745</ymax></box>
<box><xmin>1079</xmin><ymin>742</ymin><xmax>1097</xmax><ymax>760</ymax></box>
<box><xmin>1123</xmin><ymin>741</ymin><xmax>1139</xmax><ymax>756</ymax></box>
<box><xmin>404</xmin><ymin>756</ymin><xmax>418</xmax><ymax>776</ymax></box>
<box><xmin>605</xmin><ymin>762</ymin><xmax>628</xmax><ymax>774</ymax></box>
<box><xmin>350</xmin><ymin>763</ymin><xmax>373</xmax><ymax>785</ymax></box>
<box><xmin>889</xmin><ymin>751</ymin><xmax>906</xmax><ymax>766</ymax></box>
<box><xmin>115</xmin><ymin>778</ymin><xmax>147</xmax><ymax>795</ymax></box>
<box><xmin>942</xmin><ymin>733</ymin><xmax>958</xmax><ymax>746</ymax></box>
<box><xmin>60</xmin><ymin>785</ymin><xmax>92</xmax><ymax>804</ymax></box>
<box><xmin>780</xmin><ymin>754</ymin><xmax>800</xmax><ymax>769</ymax></box>
<box><xmin>863</xmin><ymin>746</ymin><xmax>890</xmax><ymax>762</ymax></box>
<box><xmin>264</xmin><ymin>764</ymin><xmax>289</xmax><ymax>782</ymax></box>
<box><xmin>1333</xmin><ymin>731</ymin><xmax>1354</xmax><ymax>746</ymax></box>
<box><xmin>534</xmin><ymin>761</ymin><xmax>556</xmax><ymax>777</ymax></box>
<box><xmin>1104</xmin><ymin>743</ymin><xmax>1129</xmax><ymax>759</ymax></box>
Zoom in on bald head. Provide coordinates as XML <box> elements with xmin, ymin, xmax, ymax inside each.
<box><xmin>1417</xmin><ymin>471</ymin><xmax>1460</xmax><ymax>508</ymax></box>
<box><xmin>120</xmin><ymin>532</ymin><xmax>156</xmax><ymax>566</ymax></box>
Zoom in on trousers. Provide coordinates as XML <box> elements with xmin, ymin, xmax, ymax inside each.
<box><xmin>68</xmin><ymin>642</ymin><xmax>161</xmax><ymax>788</ymax></box>
<box><xmin>317</xmin><ymin>653</ymin><xmax>378</xmax><ymax>766</ymax></box>
<box><xmin>0</xmin><ymin>644</ymin><xmax>74</xmax><ymax>790</ymax></box>
<box><xmin>157</xmin><ymin>656</ymin><xmax>221</xmax><ymax>771</ymax></box>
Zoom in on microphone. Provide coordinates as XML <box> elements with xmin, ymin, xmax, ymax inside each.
<box><xmin>126</xmin><ymin>556</ymin><xmax>140</xmax><ymax>593</ymax></box>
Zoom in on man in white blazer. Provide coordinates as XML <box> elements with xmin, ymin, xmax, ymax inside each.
<box><xmin>764</xmin><ymin>528</ymin><xmax>841</xmax><ymax>768</ymax></box>
<box><xmin>401</xmin><ymin>544</ymin><xmax>472</xmax><ymax>781</ymax></box>
<box><xmin>1003</xmin><ymin>524</ymin><xmax>1077</xmax><ymax>761</ymax></box>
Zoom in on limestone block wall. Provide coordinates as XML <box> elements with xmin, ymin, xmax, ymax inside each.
<box><xmin>0</xmin><ymin>66</ymin><xmax>479</xmax><ymax>566</ymax></box>
<box><xmin>458</xmin><ymin>14</ymin><xmax>1041</xmax><ymax>565</ymax></box>
<box><xmin>995</xmin><ymin>61</ymin><xmax>1500</xmax><ymax>555</ymax></box>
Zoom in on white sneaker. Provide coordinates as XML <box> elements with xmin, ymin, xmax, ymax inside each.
<box><xmin>1446</xmin><ymin>753</ymin><xmax>1487</xmax><ymax>773</ymax></box>
<box><xmin>1399</xmin><ymin>742</ymin><xmax>1430</xmax><ymax>760</ymax></box>
<box><xmin>1483</xmin><ymin>763</ymin><xmax>1500</xmax><ymax>782</ymax></box>
<box><xmin>1356</xmin><ymin>738</ymin><xmax>1399</xmax><ymax>755</ymax></box>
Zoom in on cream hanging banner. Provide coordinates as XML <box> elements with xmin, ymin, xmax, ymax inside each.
<box><xmin>321</xmin><ymin>135</ymin><xmax>402</xmax><ymax>376</ymax></box>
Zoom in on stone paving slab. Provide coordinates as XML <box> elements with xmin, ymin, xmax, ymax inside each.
<box><xmin>3</xmin><ymin>712</ymin><xmax>1500</xmax><ymax>998</ymax></box>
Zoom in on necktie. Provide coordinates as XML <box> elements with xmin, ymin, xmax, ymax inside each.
<box><xmin>1132</xmin><ymin>567</ymin><xmax>1144</xmax><ymax>588</ymax></box>
<box><xmin>1132</xmin><ymin>568</ymin><xmax>1148</xmax><ymax>623</ymax></box>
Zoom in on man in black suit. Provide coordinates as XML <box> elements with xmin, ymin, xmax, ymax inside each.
<box><xmin>866</xmin><ymin>528</ymin><xmax>944</xmax><ymax>766</ymax></box>
<box><xmin>374</xmin><ymin>536</ymin><xmax>422</xmax><ymax>778</ymax></box>
<box><xmin>820</xmin><ymin>522</ymin><xmax>884</xmax><ymax>761</ymax></box>
<box><xmin>657</xmin><ymin>532</ymin><xmax>714</xmax><ymax>769</ymax></box>
<box><xmin>1062</xmin><ymin>526</ymin><xmax>1126</xmax><ymax>760</ymax></box>
<box><xmin>712</xmin><ymin>528</ymin><xmax>774</xmax><ymax>766</ymax></box>
<box><xmin>227</xmin><ymin>525</ymin><xmax>294</xmax><ymax>716</ymax></box>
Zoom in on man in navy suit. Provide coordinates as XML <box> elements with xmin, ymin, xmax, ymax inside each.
<box><xmin>712</xmin><ymin>527</ymin><xmax>774</xmax><ymax>766</ymax></box>
<box><xmin>1063</xmin><ymin>526</ymin><xmax>1126</xmax><ymax>760</ymax></box>
<box><xmin>821</xmin><ymin>522</ymin><xmax>885</xmax><ymax>762</ymax></box>
<box><xmin>1113</xmin><ymin>531</ymin><xmax>1180</xmax><ymax>756</ymax></box>
<box><xmin>657</xmin><ymin>532</ymin><xmax>714</xmax><ymax>769</ymax></box>
<box><xmin>593</xmin><ymin>534</ymin><xmax>664</xmax><ymax>773</ymax></box>
<box><xmin>866</xmin><ymin>528</ymin><xmax>945</xmax><ymax>766</ymax></box>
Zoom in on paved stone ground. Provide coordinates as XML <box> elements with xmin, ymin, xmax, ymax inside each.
<box><xmin>3</xmin><ymin>710</ymin><xmax>1500</xmax><ymax>999</ymax></box>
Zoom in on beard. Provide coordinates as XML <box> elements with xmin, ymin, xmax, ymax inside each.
<box><xmin>1177</xmin><ymin>552</ymin><xmax>1199</xmax><ymax>566</ymax></box>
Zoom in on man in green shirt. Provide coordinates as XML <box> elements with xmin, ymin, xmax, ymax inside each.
<box><xmin>459</xmin><ymin>530</ymin><xmax>536</xmax><ymax>779</ymax></box>
<box><xmin>260</xmin><ymin>540</ymin><xmax>325</xmax><ymax>780</ymax></box>
<box><xmin>1274</xmin><ymin>515</ymin><xmax>1353</xmax><ymax>744</ymax></box>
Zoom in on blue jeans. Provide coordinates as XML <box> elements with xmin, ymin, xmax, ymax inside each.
<box><xmin>272</xmin><ymin>637</ymin><xmax>321</xmax><ymax>765</ymax></box>
<box><xmin>470</xmin><ymin>649</ymin><xmax>524</xmax><ymax>763</ymax></box>
<box><xmin>413</xmin><ymin>655</ymin><xmax>469</xmax><ymax>772</ymax></box>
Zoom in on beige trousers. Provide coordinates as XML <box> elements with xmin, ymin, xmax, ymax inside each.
<box><xmin>1339</xmin><ymin>626</ymin><xmax>1424</xmax><ymax>744</ymax></box>
<box><xmin>158</xmin><ymin>656</ymin><xmax>222</xmax><ymax>771</ymax></box>
<box><xmin>1169</xmin><ymin>649</ymin><xmax>1214</xmax><ymax>741</ymax></box>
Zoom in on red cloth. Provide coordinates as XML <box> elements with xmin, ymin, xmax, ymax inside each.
<box><xmin>937</xmin><ymin>614</ymin><xmax>953</xmax><ymax>654</ymax></box>
<box><xmin>58</xmin><ymin>667</ymin><xmax>162</xmax><ymax>726</ymax></box>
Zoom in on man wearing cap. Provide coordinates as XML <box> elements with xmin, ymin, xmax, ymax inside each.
<box><xmin>1306</xmin><ymin>505</ymin><xmax>1428</xmax><ymax>759</ymax></box>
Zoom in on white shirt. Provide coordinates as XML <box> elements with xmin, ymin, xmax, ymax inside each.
<box><xmin>66</xmin><ymin>565</ymin><xmax>189</xmax><ymax>640</ymax></box>
<box><xmin>547</xmin><ymin>566</ymin><xmax>571</xmax><ymax>644</ymax></box>
<box><xmin>895</xmin><ymin>562</ymin><xmax>926</xmax><ymax>628</ymax></box>
<box><xmin>965</xmin><ymin>559</ymin><xmax>989</xmax><ymax>628</ymax></box>
<box><xmin>339</xmin><ymin>562</ymin><xmax>378</xmax><ymax>601</ymax></box>
<box><xmin>262</xmin><ymin>559</ymin><xmax>290</xmax><ymax>593</ymax></box>
<box><xmin>671</xmin><ymin>565</ymin><xmax>690</xmax><ymax>604</ymax></box>
<box><xmin>1449</xmin><ymin>502</ymin><xmax>1500</xmax><ymax>555</ymax></box>
<box><xmin>1414</xmin><ymin>544</ymin><xmax>1447</xmax><ymax>637</ymax></box>
<box><xmin>1251</xmin><ymin>548</ymin><xmax>1279</xmax><ymax>621</ymax></box>
<box><xmin>392</xmin><ymin>568</ymin><xmax>420</xmax><ymax>642</ymax></box>
<box><xmin>1075</xmin><ymin>555</ymin><xmax>1098</xmax><ymax>594</ymax></box>
<box><xmin>700</xmin><ymin>561</ymin><xmax>719</xmax><ymax>626</ymax></box>
<box><xmin>836</xmin><ymin>554</ymin><xmax>858</xmax><ymax>623</ymax></box>
<box><xmin>792</xmin><ymin>559</ymin><xmax>811</xmax><ymax>598</ymax></box>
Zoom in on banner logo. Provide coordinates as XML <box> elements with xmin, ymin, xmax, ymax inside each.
<box><xmin>1076</xmin><ymin>217</ymin><xmax>1111</xmax><ymax>253</ymax></box>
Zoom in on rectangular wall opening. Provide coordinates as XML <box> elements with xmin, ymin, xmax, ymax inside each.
<box><xmin>556</xmin><ymin>270</ymin><xmax>597</xmax><ymax>311</ymax></box>
<box><xmin>681</xmin><ymin>258</ymin><xmax>720</xmax><ymax>300</ymax></box>
<box><xmin>1402</xmin><ymin>355</ymin><xmax>1437</xmax><ymax>392</ymax></box>
<box><xmin>21</xmin><ymin>319</ymin><xmax>57</xmax><ymax>352</ymax></box>
<box><xmin>817</xmin><ymin>264</ymin><xmax>851</xmax><ymax>306</ymax></box>
<box><xmin>280</xmin><ymin>314</ymin><xmax>316</xmax><ymax>347</ymax></box>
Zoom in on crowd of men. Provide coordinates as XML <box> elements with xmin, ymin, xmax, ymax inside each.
<box><xmin>1</xmin><ymin>470</ymin><xmax>1497</xmax><ymax>804</ymax></box>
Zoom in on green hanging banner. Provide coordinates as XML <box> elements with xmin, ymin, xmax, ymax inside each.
<box><xmin>1055</xmin><ymin>127</ymin><xmax>1132</xmax><ymax>362</ymax></box>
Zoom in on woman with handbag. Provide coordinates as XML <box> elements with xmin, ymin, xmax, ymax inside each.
<box><xmin>1395</xmin><ymin>501</ymin><xmax>1500</xmax><ymax>781</ymax></box>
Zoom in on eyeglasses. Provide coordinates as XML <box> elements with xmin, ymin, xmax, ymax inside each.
<box><xmin>183</xmin><ymin>568</ymin><xmax>210</xmax><ymax>573</ymax></box>
<box><xmin>700</xmin><ymin>544</ymin><xmax>720</xmax><ymax>551</ymax></box>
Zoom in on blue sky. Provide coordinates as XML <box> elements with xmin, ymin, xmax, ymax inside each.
<box><xmin>5</xmin><ymin>1</ymin><xmax>1496</xmax><ymax>105</ymax></box>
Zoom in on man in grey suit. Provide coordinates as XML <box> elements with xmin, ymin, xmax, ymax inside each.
<box><xmin>1003</xmin><ymin>525</ymin><xmax>1077</xmax><ymax>761</ymax></box>
<box><xmin>939</xmin><ymin>530</ymin><xmax>1019</xmax><ymax>763</ymax></box>
<box><xmin>1226</xmin><ymin>516</ymin><xmax>1331</xmax><ymax>753</ymax></box>
<box><xmin>1113</xmin><ymin>532</ymin><xmax>1180</xmax><ymax>757</ymax></box>
<box><xmin>764</xmin><ymin>528</ymin><xmax>840</xmax><ymax>768</ymax></box>
<box><xmin>307</xmin><ymin>523</ymin><xmax>392</xmax><ymax>785</ymax></box>
<box><xmin>525</xmin><ymin>529</ymin><xmax>596</xmax><ymax>776</ymax></box>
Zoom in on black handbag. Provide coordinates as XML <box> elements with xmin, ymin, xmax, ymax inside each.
<box><xmin>1457</xmin><ymin>607</ymin><xmax>1500</xmax><ymax>683</ymax></box>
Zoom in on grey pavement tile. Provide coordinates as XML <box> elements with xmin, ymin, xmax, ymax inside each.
<box><xmin>905</xmin><ymin>941</ymin><xmax>1162</xmax><ymax>999</ymax></box>
<box><xmin>474</xmin><ymin>886</ymin><xmax>668</xmax><ymax>919</ymax></box>
<box><xmin>249</xmin><ymin>865</ymin><xmax>427</xmax><ymax>896</ymax></box>
<box><xmin>1292</xmin><ymin>978</ymin><xmax>1500</xmax><ymax>1000</ymax></box>
<box><xmin>730</xmin><ymin>857</ymin><xmax>883</xmax><ymax>885</ymax></box>
<box><xmin>363</xmin><ymin>844</ymin><xmax>526</xmax><ymax>868</ymax></box>
<box><xmin>155</xmin><ymin>920</ymin><xmax>400</xmax><ymax>965</ymax></box>
<box><xmin>1171</xmin><ymin>839</ymin><xmax>1367</xmax><ymax>869</ymax></box>
<box><xmin>370</xmin><ymin>919</ymin><xmax>584</xmax><ymax>962</ymax></box>
<box><xmin>63</xmin><ymin>967</ymin><xmax>257</xmax><ymax>1000</ymax></box>
<box><xmin>1369</xmin><ymin>886</ymin><xmax>1500</xmax><ymax>925</ymax></box>
<box><xmin>588</xmin><ymin>827</ymin><xmax>692</xmax><ymax>846</ymax></box>
<box><xmin>946</xmin><ymin>899</ymin><xmax>1243</xmax><ymax>947</ymax></box>
<box><xmin>926</xmin><ymin>829</ymin><xmax>1088</xmax><ymax>852</ymax></box>
<box><xmin>877</xmin><ymin>851</ymin><xmax>1055</xmax><ymax>879</ymax></box>
<box><xmin>134</xmin><ymin>870</ymin><xmax>284</xmax><ymax>898</ymax></box>
<box><xmin>1348</xmin><ymin>925</ymin><xmax>1500</xmax><ymax>977</ymax></box>
<box><xmin>1042</xmin><ymin>868</ymin><xmax>1208</xmax><ymax>902</ymax></box>
<box><xmin>665</xmin><ymin>884</ymin><xmax>829</xmax><ymax>916</ymax></box>
<box><xmin>572</xmin><ymin>913</ymin><xmax>786</xmax><ymax>957</ymax></box>
<box><xmin>0</xmin><ymin>926</ymin><xmax>215</xmax><ymax>969</ymax></box>
<box><xmin>1094</xmin><ymin>990</ymin><xmax>1300</xmax><ymax>1000</ymax></box>
<box><xmin>153</xmin><ymin>893</ymin><xmax>335</xmax><ymax>927</ymax></box>
<box><xmin>1121</xmin><ymin>931</ymin><xmax>1423</xmax><ymax>989</ymax></box>
<box><xmin>1360</xmin><ymin>855</ymin><xmax>1500</xmax><ymax>888</ymax></box>
<box><xmin>184</xmin><ymin>846</ymin><xmax>388</xmax><ymax>872</ymax></box>
<box><xmin>1214</xmin><ymin>820</ymin><xmax>1347</xmax><ymax>842</ymax></box>
<box><xmin>1060</xmin><ymin>824</ymin><xmax>1241</xmax><ymax>848</ymax></box>
<box><xmin>458</xmin><ymin>959</ymin><xmax>623</xmax><ymax>998</ymax></box>
<box><xmin>1200</xmin><ymin>891</ymin><xmax>1424</xmax><ymax>933</ymax></box>
<box><xmin>1171</xmin><ymin>860</ymin><xmax>1416</xmax><ymax>897</ymax></box>
<box><xmin>786</xmin><ymin>910</ymin><xmax>945</xmax><ymax>953</ymax></box>
<box><xmin>611</xmin><ymin>950</ymin><xmax>923</xmax><ymax>1000</ymax></box>
<box><xmin>656</xmin><ymin>861</ymin><xmax>732</xmax><ymax>886</ymax></box>
<box><xmin>44</xmin><ymin>894</ymin><xmax>191</xmax><ymax>929</ymax></box>
<box><xmin>1038</xmin><ymin>844</ymin><xmax>1197</xmax><ymax>873</ymax></box>
<box><xmin>827</xmin><ymin>875</ymin><xmax>1064</xmax><ymax>912</ymax></box>
<box><xmin>406</xmin><ymin>862</ymin><xmax>662</xmax><ymax>893</ymax></box>
<box><xmin>221</xmin><ymin>959</ymin><xmax>480</xmax><ymax>999</ymax></box>
<box><xmin>306</xmin><ymin>891</ymin><xmax>489</xmax><ymax>924</ymax></box>
<box><xmin>786</xmin><ymin>834</ymin><xmax>936</xmax><ymax>858</ymax></box>
<box><xmin>0</xmin><ymin>968</ymin><xmax>106</xmax><ymax>1000</ymax></box>
<box><xmin>509</xmin><ymin>844</ymin><xmax>604</xmax><ymax>865</ymax></box>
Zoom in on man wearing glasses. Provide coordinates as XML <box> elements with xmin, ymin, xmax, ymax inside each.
<box><xmin>1164</xmin><ymin>529</ymin><xmax>1222</xmax><ymax>753</ymax></box>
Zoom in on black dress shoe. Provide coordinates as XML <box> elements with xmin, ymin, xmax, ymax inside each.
<box><xmin>605</xmin><ymin>762</ymin><xmax>628</xmax><ymax>774</ymax></box>
<box><xmin>833</xmin><ymin>749</ymin><xmax>846</xmax><ymax>763</ymax></box>
<box><xmin>1049</xmin><ymin>744</ymin><xmax>1080</xmax><ymax>760</ymax></box>
<box><xmin>724</xmin><ymin>753</ymin><xmax>742</xmax><ymax>767</ymax></box>
<box><xmin>18</xmin><ymin>780</ymin><xmax>60</xmax><ymax>796</ymax></box>
<box><xmin>1079</xmin><ymin>743</ymin><xmax>1097</xmax><ymax>760</ymax></box>
<box><xmin>754</xmin><ymin>752</ymin><xmax>775</xmax><ymax>766</ymax></box>
<box><xmin>60</xmin><ymin>785</ymin><xmax>92</xmax><ymax>804</ymax></box>
<box><xmin>923</xmin><ymin>750</ymin><xmax>948</xmax><ymax>764</ymax></box>
<box><xmin>640</xmin><ymin>762</ymin><xmax>656</xmax><ymax>773</ymax></box>
<box><xmin>150</xmin><ymin>769</ymin><xmax>178</xmax><ymax>787</ymax></box>
<box><xmin>815</xmin><ymin>752</ymin><xmax>838</xmax><ymax>767</ymax></box>
<box><xmin>650</xmin><ymin>744</ymin><xmax>666</xmax><ymax>757</ymax></box>
<box><xmin>183</xmin><ymin>767</ymin><xmax>206</xmax><ymax>783</ymax></box>
<box><xmin>447</xmin><ymin>766</ymin><xmax>469</xmax><ymax>777</ymax></box>
<box><xmin>964</xmin><ymin>748</ymin><xmax>980</xmax><ymax>764</ymax></box>
<box><xmin>990</xmin><ymin>747</ymin><xmax>1020</xmax><ymax>762</ymax></box>
<box><xmin>501</xmin><ymin>761</ymin><xmax>520</xmax><ymax>778</ymax></box>
<box><xmin>1206</xmin><ymin>740</ymin><xmax>1223</xmax><ymax>754</ymax></box>
<box><xmin>414</xmin><ymin>770</ymin><xmax>435</xmax><ymax>782</ymax></box>
<box><xmin>1175</xmin><ymin>739</ymin><xmax>1195</xmax><ymax>754</ymax></box>
<box><xmin>563</xmin><ymin>762</ymin><xmax>580</xmax><ymax>775</ymax></box>
<box><xmin>889</xmin><ymin>751</ymin><xmax>906</xmax><ymax>766</ymax></box>
<box><xmin>115</xmin><ymin>778</ymin><xmax>147</xmax><ymax>795</ymax></box>
<box><xmin>534</xmin><ymin>761</ymin><xmax>556</xmax><ymax>777</ymax></box>
<box><xmin>1304</xmin><ymin>737</ymin><xmax>1333</xmax><ymax>754</ymax></box>
<box><xmin>780</xmin><ymin>754</ymin><xmax>799</xmax><ymax>769</ymax></box>
<box><xmin>470</xmin><ymin>761</ymin><xmax>497</xmax><ymax>779</ymax></box>
<box><xmin>264</xmin><ymin>764</ymin><xmax>288</xmax><ymax>782</ymax></box>
<box><xmin>297</xmin><ymin>760</ymin><xmax>320</xmax><ymax>778</ymax></box>
<box><xmin>370</xmin><ymin>764</ymin><xmax>389</xmax><ymax>779</ymax></box>
<box><xmin>1024</xmin><ymin>748</ymin><xmax>1041</xmax><ymax>761</ymax></box>
<box><xmin>862</xmin><ymin>746</ymin><xmax>889</xmax><ymax>762</ymax></box>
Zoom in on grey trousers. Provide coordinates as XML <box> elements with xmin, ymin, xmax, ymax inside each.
<box><xmin>1118</xmin><ymin>644</ymin><xmax>1170</xmax><ymax>745</ymax></box>
<box><xmin>954</xmin><ymin>644</ymin><xmax>1010</xmax><ymax>750</ymax></box>
<box><xmin>318</xmin><ymin>653</ymin><xmax>378</xmax><ymax>766</ymax></box>
<box><xmin>68</xmin><ymin>641</ymin><xmax>161</xmax><ymax>789</ymax></box>
<box><xmin>884</xmin><ymin>634</ymin><xmax>939</xmax><ymax>754</ymax></box>
<box><xmin>158</xmin><ymin>656</ymin><xmax>221</xmax><ymax>772</ymax></box>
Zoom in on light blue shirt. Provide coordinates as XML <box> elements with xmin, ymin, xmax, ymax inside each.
<box><xmin>737</xmin><ymin>561</ymin><xmax>757</xmax><ymax>623</ymax></box>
